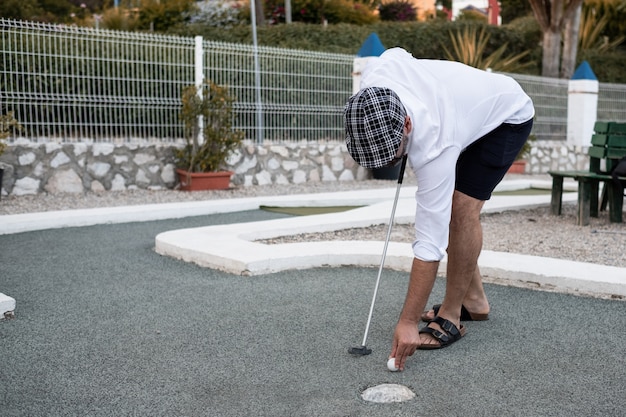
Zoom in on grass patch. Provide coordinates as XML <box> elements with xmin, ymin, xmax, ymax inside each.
<box><xmin>260</xmin><ymin>188</ymin><xmax>574</xmax><ymax>216</ymax></box>
<box><xmin>259</xmin><ymin>205</ymin><xmax>363</xmax><ymax>216</ymax></box>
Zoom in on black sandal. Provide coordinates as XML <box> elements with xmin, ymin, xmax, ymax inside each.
<box><xmin>418</xmin><ymin>316</ymin><xmax>466</xmax><ymax>350</ymax></box>
<box><xmin>421</xmin><ymin>304</ymin><xmax>489</xmax><ymax>322</ymax></box>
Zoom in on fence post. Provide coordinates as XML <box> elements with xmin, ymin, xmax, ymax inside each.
<box><xmin>567</xmin><ymin>61</ymin><xmax>598</xmax><ymax>148</ymax></box>
<box><xmin>195</xmin><ymin>36</ymin><xmax>204</xmax><ymax>145</ymax></box>
<box><xmin>250</xmin><ymin>0</ymin><xmax>264</xmax><ymax>144</ymax></box>
<box><xmin>352</xmin><ymin>33</ymin><xmax>385</xmax><ymax>94</ymax></box>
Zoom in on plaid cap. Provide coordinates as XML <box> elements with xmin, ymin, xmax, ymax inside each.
<box><xmin>344</xmin><ymin>87</ymin><xmax>406</xmax><ymax>169</ymax></box>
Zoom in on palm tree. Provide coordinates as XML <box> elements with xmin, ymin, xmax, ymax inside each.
<box><xmin>527</xmin><ymin>0</ymin><xmax>584</xmax><ymax>78</ymax></box>
<box><xmin>442</xmin><ymin>26</ymin><xmax>533</xmax><ymax>73</ymax></box>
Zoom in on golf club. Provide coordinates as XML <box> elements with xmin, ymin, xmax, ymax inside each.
<box><xmin>349</xmin><ymin>154</ymin><xmax>408</xmax><ymax>356</ymax></box>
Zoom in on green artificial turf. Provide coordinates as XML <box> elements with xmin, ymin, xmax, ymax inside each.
<box><xmin>260</xmin><ymin>188</ymin><xmax>573</xmax><ymax>216</ymax></box>
<box><xmin>259</xmin><ymin>205</ymin><xmax>362</xmax><ymax>216</ymax></box>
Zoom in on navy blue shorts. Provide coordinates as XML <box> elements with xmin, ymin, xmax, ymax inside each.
<box><xmin>455</xmin><ymin>118</ymin><xmax>534</xmax><ymax>201</ymax></box>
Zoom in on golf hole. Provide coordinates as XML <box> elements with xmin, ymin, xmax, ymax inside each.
<box><xmin>361</xmin><ymin>383</ymin><xmax>416</xmax><ymax>403</ymax></box>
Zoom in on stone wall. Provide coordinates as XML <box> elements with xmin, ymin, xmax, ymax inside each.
<box><xmin>0</xmin><ymin>140</ymin><xmax>590</xmax><ymax>196</ymax></box>
<box><xmin>528</xmin><ymin>141</ymin><xmax>590</xmax><ymax>174</ymax></box>
<box><xmin>0</xmin><ymin>140</ymin><xmax>370</xmax><ymax>196</ymax></box>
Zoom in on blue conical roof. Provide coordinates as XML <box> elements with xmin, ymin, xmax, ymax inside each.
<box><xmin>357</xmin><ymin>33</ymin><xmax>385</xmax><ymax>57</ymax></box>
<box><xmin>571</xmin><ymin>61</ymin><xmax>597</xmax><ymax>80</ymax></box>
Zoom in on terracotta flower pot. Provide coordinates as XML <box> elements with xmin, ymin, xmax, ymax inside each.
<box><xmin>507</xmin><ymin>160</ymin><xmax>527</xmax><ymax>174</ymax></box>
<box><xmin>176</xmin><ymin>169</ymin><xmax>233</xmax><ymax>191</ymax></box>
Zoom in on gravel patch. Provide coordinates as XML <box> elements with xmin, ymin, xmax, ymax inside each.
<box><xmin>259</xmin><ymin>204</ymin><xmax>626</xmax><ymax>268</ymax></box>
<box><xmin>0</xmin><ymin>180</ymin><xmax>409</xmax><ymax>215</ymax></box>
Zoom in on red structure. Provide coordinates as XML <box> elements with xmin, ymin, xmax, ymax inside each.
<box><xmin>487</xmin><ymin>0</ymin><xmax>500</xmax><ymax>25</ymax></box>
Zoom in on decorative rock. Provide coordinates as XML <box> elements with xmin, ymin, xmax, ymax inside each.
<box><xmin>270</xmin><ymin>145</ymin><xmax>289</xmax><ymax>157</ymax></box>
<box><xmin>91</xmin><ymin>180</ymin><xmax>106</xmax><ymax>192</ymax></box>
<box><xmin>282</xmin><ymin>160</ymin><xmax>298</xmax><ymax>171</ymax></box>
<box><xmin>267</xmin><ymin>158</ymin><xmax>281</xmax><ymax>170</ymax></box>
<box><xmin>256</xmin><ymin>170</ymin><xmax>272</xmax><ymax>186</ymax></box>
<box><xmin>309</xmin><ymin>169</ymin><xmax>320</xmax><ymax>182</ymax></box>
<box><xmin>33</xmin><ymin>162</ymin><xmax>45</xmax><ymax>177</ymax></box>
<box><xmin>292</xmin><ymin>170</ymin><xmax>306</xmax><ymax>184</ymax></box>
<box><xmin>73</xmin><ymin>143</ymin><xmax>87</xmax><ymax>156</ymax></box>
<box><xmin>321</xmin><ymin>165</ymin><xmax>336</xmax><ymax>181</ymax></box>
<box><xmin>161</xmin><ymin>164</ymin><xmax>176</xmax><ymax>184</ymax></box>
<box><xmin>331</xmin><ymin>156</ymin><xmax>344</xmax><ymax>171</ymax></box>
<box><xmin>18</xmin><ymin>152</ymin><xmax>36</xmax><ymax>166</ymax></box>
<box><xmin>88</xmin><ymin>162</ymin><xmax>111</xmax><ymax>178</ymax></box>
<box><xmin>50</xmin><ymin>152</ymin><xmax>71</xmax><ymax>168</ymax></box>
<box><xmin>12</xmin><ymin>177</ymin><xmax>40</xmax><ymax>195</ymax></box>
<box><xmin>133</xmin><ymin>153</ymin><xmax>153</xmax><ymax>165</ymax></box>
<box><xmin>45</xmin><ymin>169</ymin><xmax>83</xmax><ymax>194</ymax></box>
<box><xmin>110</xmin><ymin>174</ymin><xmax>127</xmax><ymax>191</ymax></box>
<box><xmin>92</xmin><ymin>143</ymin><xmax>114</xmax><ymax>156</ymax></box>
<box><xmin>135</xmin><ymin>169</ymin><xmax>151</xmax><ymax>185</ymax></box>
<box><xmin>235</xmin><ymin>155</ymin><xmax>258</xmax><ymax>174</ymax></box>
<box><xmin>275</xmin><ymin>173</ymin><xmax>289</xmax><ymax>185</ymax></box>
<box><xmin>45</xmin><ymin>143</ymin><xmax>62</xmax><ymax>153</ymax></box>
<box><xmin>114</xmin><ymin>155</ymin><xmax>129</xmax><ymax>164</ymax></box>
<box><xmin>361</xmin><ymin>384</ymin><xmax>416</xmax><ymax>403</ymax></box>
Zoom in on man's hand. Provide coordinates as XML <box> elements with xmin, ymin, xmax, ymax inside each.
<box><xmin>390</xmin><ymin>319</ymin><xmax>421</xmax><ymax>371</ymax></box>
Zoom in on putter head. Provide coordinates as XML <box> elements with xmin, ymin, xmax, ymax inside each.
<box><xmin>348</xmin><ymin>345</ymin><xmax>372</xmax><ymax>356</ymax></box>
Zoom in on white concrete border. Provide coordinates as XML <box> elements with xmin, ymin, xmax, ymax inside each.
<box><xmin>154</xmin><ymin>186</ymin><xmax>625</xmax><ymax>299</ymax></box>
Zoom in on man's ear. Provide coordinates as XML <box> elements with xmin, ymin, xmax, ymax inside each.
<box><xmin>404</xmin><ymin>116</ymin><xmax>412</xmax><ymax>134</ymax></box>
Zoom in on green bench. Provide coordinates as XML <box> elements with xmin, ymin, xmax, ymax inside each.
<box><xmin>549</xmin><ymin>121</ymin><xmax>626</xmax><ymax>226</ymax></box>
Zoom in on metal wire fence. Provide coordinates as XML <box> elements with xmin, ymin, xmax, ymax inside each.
<box><xmin>1</xmin><ymin>19</ymin><xmax>193</xmax><ymax>142</ymax></box>
<box><xmin>1</xmin><ymin>18</ymin><xmax>625</xmax><ymax>144</ymax></box>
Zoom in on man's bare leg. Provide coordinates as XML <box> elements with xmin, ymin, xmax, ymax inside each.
<box><xmin>420</xmin><ymin>190</ymin><xmax>488</xmax><ymax>346</ymax></box>
<box><xmin>421</xmin><ymin>266</ymin><xmax>490</xmax><ymax>322</ymax></box>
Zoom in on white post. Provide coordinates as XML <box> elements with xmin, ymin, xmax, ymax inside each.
<box><xmin>567</xmin><ymin>63</ymin><xmax>598</xmax><ymax>148</ymax></box>
<box><xmin>250</xmin><ymin>0</ymin><xmax>264</xmax><ymax>144</ymax></box>
<box><xmin>285</xmin><ymin>0</ymin><xmax>292</xmax><ymax>23</ymax></box>
<box><xmin>194</xmin><ymin>36</ymin><xmax>205</xmax><ymax>145</ymax></box>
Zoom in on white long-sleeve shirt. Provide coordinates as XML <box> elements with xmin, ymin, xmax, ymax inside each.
<box><xmin>360</xmin><ymin>48</ymin><xmax>535</xmax><ymax>261</ymax></box>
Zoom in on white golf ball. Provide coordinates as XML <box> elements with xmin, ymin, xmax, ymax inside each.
<box><xmin>387</xmin><ymin>357</ymin><xmax>399</xmax><ymax>372</ymax></box>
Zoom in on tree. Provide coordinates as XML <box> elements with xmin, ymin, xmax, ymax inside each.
<box><xmin>527</xmin><ymin>0</ymin><xmax>584</xmax><ymax>78</ymax></box>
<box><xmin>499</xmin><ymin>0</ymin><xmax>533</xmax><ymax>24</ymax></box>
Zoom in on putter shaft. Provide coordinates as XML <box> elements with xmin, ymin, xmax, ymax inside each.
<box><xmin>357</xmin><ymin>155</ymin><xmax>408</xmax><ymax>351</ymax></box>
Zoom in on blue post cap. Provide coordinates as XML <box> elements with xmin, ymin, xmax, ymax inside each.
<box><xmin>571</xmin><ymin>61</ymin><xmax>597</xmax><ymax>80</ymax></box>
<box><xmin>357</xmin><ymin>33</ymin><xmax>385</xmax><ymax>57</ymax></box>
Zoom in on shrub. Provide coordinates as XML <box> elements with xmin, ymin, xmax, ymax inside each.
<box><xmin>379</xmin><ymin>0</ymin><xmax>417</xmax><ymax>22</ymax></box>
<box><xmin>175</xmin><ymin>81</ymin><xmax>244</xmax><ymax>173</ymax></box>
<box><xmin>0</xmin><ymin>112</ymin><xmax>21</xmax><ymax>157</ymax></box>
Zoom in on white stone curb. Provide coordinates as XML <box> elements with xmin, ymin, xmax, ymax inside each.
<box><xmin>155</xmin><ymin>190</ymin><xmax>626</xmax><ymax>299</ymax></box>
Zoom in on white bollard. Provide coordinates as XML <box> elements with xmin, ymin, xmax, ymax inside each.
<box><xmin>567</xmin><ymin>61</ymin><xmax>599</xmax><ymax>148</ymax></box>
